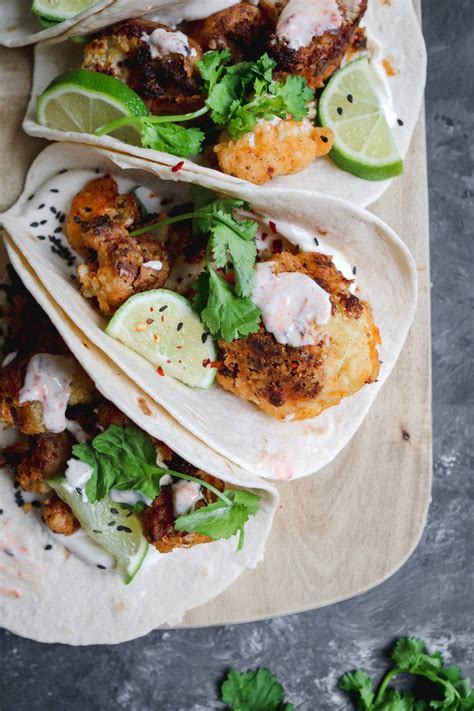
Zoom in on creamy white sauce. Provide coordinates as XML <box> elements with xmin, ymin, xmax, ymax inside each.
<box><xmin>109</xmin><ymin>489</ymin><xmax>153</xmax><ymax>507</ymax></box>
<box><xmin>252</xmin><ymin>261</ymin><xmax>332</xmax><ymax>347</ymax></box>
<box><xmin>19</xmin><ymin>354</ymin><xmax>75</xmax><ymax>433</ymax></box>
<box><xmin>49</xmin><ymin>528</ymin><xmax>115</xmax><ymax>570</ymax></box>
<box><xmin>160</xmin><ymin>474</ymin><xmax>173</xmax><ymax>486</ymax></box>
<box><xmin>66</xmin><ymin>419</ymin><xmax>90</xmax><ymax>443</ymax></box>
<box><xmin>171</xmin><ymin>480</ymin><xmax>203</xmax><ymax>517</ymax></box>
<box><xmin>2</xmin><ymin>351</ymin><xmax>17</xmax><ymax>367</ymax></box>
<box><xmin>141</xmin><ymin>28</ymin><xmax>196</xmax><ymax>58</ymax></box>
<box><xmin>65</xmin><ymin>458</ymin><xmax>93</xmax><ymax>492</ymax></box>
<box><xmin>146</xmin><ymin>0</ymin><xmax>239</xmax><ymax>26</ymax></box>
<box><xmin>133</xmin><ymin>186</ymin><xmax>163</xmax><ymax>215</ymax></box>
<box><xmin>143</xmin><ymin>260</ymin><xmax>163</xmax><ymax>271</ymax></box>
<box><xmin>276</xmin><ymin>0</ymin><xmax>343</xmax><ymax>50</ymax></box>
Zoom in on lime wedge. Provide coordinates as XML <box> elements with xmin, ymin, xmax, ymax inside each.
<box><xmin>39</xmin><ymin>16</ymin><xmax>61</xmax><ymax>28</ymax></box>
<box><xmin>318</xmin><ymin>57</ymin><xmax>403</xmax><ymax>181</ymax></box>
<box><xmin>32</xmin><ymin>0</ymin><xmax>97</xmax><ymax>22</ymax></box>
<box><xmin>37</xmin><ymin>69</ymin><xmax>149</xmax><ymax>145</ymax></box>
<box><xmin>49</xmin><ymin>477</ymin><xmax>149</xmax><ymax>584</ymax></box>
<box><xmin>106</xmin><ymin>290</ymin><xmax>217</xmax><ymax>389</ymax></box>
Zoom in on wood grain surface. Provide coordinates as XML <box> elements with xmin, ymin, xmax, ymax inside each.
<box><xmin>0</xmin><ymin>0</ymin><xmax>431</xmax><ymax>627</ymax></box>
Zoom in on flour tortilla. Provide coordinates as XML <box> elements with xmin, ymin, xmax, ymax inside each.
<box><xmin>0</xmin><ymin>142</ymin><xmax>418</xmax><ymax>481</ymax></box>
<box><xmin>0</xmin><ymin>240</ymin><xmax>278</xmax><ymax>645</ymax></box>
<box><xmin>0</xmin><ymin>0</ymin><xmax>114</xmax><ymax>48</ymax></box>
<box><xmin>22</xmin><ymin>0</ymin><xmax>426</xmax><ymax>207</ymax></box>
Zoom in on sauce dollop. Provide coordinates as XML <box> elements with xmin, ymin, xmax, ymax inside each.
<box><xmin>19</xmin><ymin>354</ymin><xmax>75</xmax><ymax>433</ymax></box>
<box><xmin>277</xmin><ymin>0</ymin><xmax>344</xmax><ymax>50</ymax></box>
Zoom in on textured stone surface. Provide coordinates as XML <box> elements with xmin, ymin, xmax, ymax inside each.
<box><xmin>1</xmin><ymin>1</ymin><xmax>473</xmax><ymax>708</ymax></box>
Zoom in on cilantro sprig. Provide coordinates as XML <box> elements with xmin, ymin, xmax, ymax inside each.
<box><xmin>221</xmin><ymin>668</ymin><xmax>294</xmax><ymax>711</ymax></box>
<box><xmin>131</xmin><ymin>187</ymin><xmax>262</xmax><ymax>341</ymax></box>
<box><xmin>340</xmin><ymin>637</ymin><xmax>474</xmax><ymax>710</ymax></box>
<box><xmin>94</xmin><ymin>50</ymin><xmax>314</xmax><ymax>154</ymax></box>
<box><xmin>71</xmin><ymin>424</ymin><xmax>260</xmax><ymax>547</ymax></box>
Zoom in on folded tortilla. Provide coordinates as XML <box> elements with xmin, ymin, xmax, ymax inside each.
<box><xmin>0</xmin><ymin>142</ymin><xmax>418</xmax><ymax>481</ymax></box>
<box><xmin>0</xmin><ymin>239</ymin><xmax>278</xmax><ymax>645</ymax></box>
<box><xmin>22</xmin><ymin>0</ymin><xmax>426</xmax><ymax>207</ymax></box>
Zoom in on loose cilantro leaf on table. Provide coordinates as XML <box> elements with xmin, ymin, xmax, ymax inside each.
<box><xmin>140</xmin><ymin>121</ymin><xmax>205</xmax><ymax>156</ymax></box>
<box><xmin>221</xmin><ymin>668</ymin><xmax>294</xmax><ymax>711</ymax></box>
<box><xmin>340</xmin><ymin>637</ymin><xmax>474</xmax><ymax>710</ymax></box>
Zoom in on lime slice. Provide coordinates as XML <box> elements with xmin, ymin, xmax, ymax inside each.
<box><xmin>39</xmin><ymin>16</ymin><xmax>61</xmax><ymax>28</ymax></box>
<box><xmin>37</xmin><ymin>69</ymin><xmax>149</xmax><ymax>145</ymax></box>
<box><xmin>318</xmin><ymin>57</ymin><xmax>403</xmax><ymax>181</ymax></box>
<box><xmin>32</xmin><ymin>0</ymin><xmax>96</xmax><ymax>22</ymax></box>
<box><xmin>106</xmin><ymin>289</ymin><xmax>217</xmax><ymax>389</ymax></box>
<box><xmin>49</xmin><ymin>477</ymin><xmax>149</xmax><ymax>583</ymax></box>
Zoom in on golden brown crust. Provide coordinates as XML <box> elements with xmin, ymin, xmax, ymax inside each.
<box><xmin>217</xmin><ymin>250</ymin><xmax>380</xmax><ymax>419</ymax></box>
<box><xmin>13</xmin><ymin>432</ymin><xmax>73</xmax><ymax>493</ymax></box>
<box><xmin>43</xmin><ymin>494</ymin><xmax>80</xmax><ymax>536</ymax></box>
<box><xmin>215</xmin><ymin>119</ymin><xmax>333</xmax><ymax>185</ymax></box>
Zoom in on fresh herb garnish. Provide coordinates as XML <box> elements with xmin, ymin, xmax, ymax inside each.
<box><xmin>130</xmin><ymin>187</ymin><xmax>262</xmax><ymax>341</ymax></box>
<box><xmin>221</xmin><ymin>668</ymin><xmax>294</xmax><ymax>711</ymax></box>
<box><xmin>339</xmin><ymin>637</ymin><xmax>474</xmax><ymax>710</ymax></box>
<box><xmin>94</xmin><ymin>50</ymin><xmax>314</xmax><ymax>153</ymax></box>
<box><xmin>72</xmin><ymin>425</ymin><xmax>260</xmax><ymax>547</ymax></box>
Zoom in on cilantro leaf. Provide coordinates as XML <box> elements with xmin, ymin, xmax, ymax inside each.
<box><xmin>272</xmin><ymin>75</ymin><xmax>315</xmax><ymax>121</ymax></box>
<box><xmin>197</xmin><ymin>48</ymin><xmax>232</xmax><ymax>94</ymax></box>
<box><xmin>140</xmin><ymin>121</ymin><xmax>204</xmax><ymax>157</ymax></box>
<box><xmin>340</xmin><ymin>670</ymin><xmax>375</xmax><ymax>710</ymax></box>
<box><xmin>206</xmin><ymin>211</ymin><xmax>257</xmax><ymax>298</ymax></box>
<box><xmin>221</xmin><ymin>668</ymin><xmax>293</xmax><ymax>711</ymax></box>
<box><xmin>392</xmin><ymin>638</ymin><xmax>427</xmax><ymax>671</ymax></box>
<box><xmin>199</xmin><ymin>267</ymin><xmax>261</xmax><ymax>342</ymax></box>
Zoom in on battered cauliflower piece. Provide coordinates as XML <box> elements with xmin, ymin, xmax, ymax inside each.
<box><xmin>15</xmin><ymin>432</ymin><xmax>73</xmax><ymax>494</ymax></box>
<box><xmin>66</xmin><ymin>177</ymin><xmax>171</xmax><ymax>316</ymax></box>
<box><xmin>186</xmin><ymin>2</ymin><xmax>271</xmax><ymax>60</ymax></box>
<box><xmin>214</xmin><ymin>118</ymin><xmax>334</xmax><ymax>185</ymax></box>
<box><xmin>217</xmin><ymin>250</ymin><xmax>381</xmax><ymax>420</ymax></box>
<box><xmin>42</xmin><ymin>494</ymin><xmax>80</xmax><ymax>536</ymax></box>
<box><xmin>267</xmin><ymin>0</ymin><xmax>368</xmax><ymax>88</ymax></box>
<box><xmin>82</xmin><ymin>19</ymin><xmax>204</xmax><ymax>116</ymax></box>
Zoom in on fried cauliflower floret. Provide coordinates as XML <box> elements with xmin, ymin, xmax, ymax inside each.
<box><xmin>67</xmin><ymin>176</ymin><xmax>140</xmax><ymax>256</ymax></box>
<box><xmin>214</xmin><ymin>118</ymin><xmax>334</xmax><ymax>185</ymax></box>
<box><xmin>13</xmin><ymin>432</ymin><xmax>73</xmax><ymax>493</ymax></box>
<box><xmin>82</xmin><ymin>19</ymin><xmax>204</xmax><ymax>115</ymax></box>
<box><xmin>186</xmin><ymin>3</ymin><xmax>271</xmax><ymax>60</ymax></box>
<box><xmin>217</xmin><ymin>250</ymin><xmax>380</xmax><ymax>420</ymax></box>
<box><xmin>141</xmin><ymin>469</ymin><xmax>225</xmax><ymax>554</ymax></box>
<box><xmin>43</xmin><ymin>494</ymin><xmax>80</xmax><ymax>536</ymax></box>
<box><xmin>67</xmin><ymin>177</ymin><xmax>171</xmax><ymax>316</ymax></box>
<box><xmin>268</xmin><ymin>0</ymin><xmax>368</xmax><ymax>88</ymax></box>
<box><xmin>0</xmin><ymin>353</ymin><xmax>95</xmax><ymax>436</ymax></box>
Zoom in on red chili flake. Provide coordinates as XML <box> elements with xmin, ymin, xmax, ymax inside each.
<box><xmin>209</xmin><ymin>360</ymin><xmax>223</xmax><ymax>369</ymax></box>
<box><xmin>172</xmin><ymin>161</ymin><xmax>185</xmax><ymax>173</ymax></box>
<box><xmin>156</xmin><ymin>366</ymin><xmax>165</xmax><ymax>376</ymax></box>
<box><xmin>202</xmin><ymin>359</ymin><xmax>211</xmax><ymax>368</ymax></box>
<box><xmin>272</xmin><ymin>239</ymin><xmax>283</xmax><ymax>254</ymax></box>
<box><xmin>146</xmin><ymin>318</ymin><xmax>154</xmax><ymax>325</ymax></box>
<box><xmin>150</xmin><ymin>307</ymin><xmax>154</xmax><ymax>312</ymax></box>
<box><xmin>291</xmin><ymin>361</ymin><xmax>298</xmax><ymax>369</ymax></box>
<box><xmin>269</xmin><ymin>221</ymin><xmax>277</xmax><ymax>234</ymax></box>
<box><xmin>261</xmin><ymin>232</ymin><xmax>268</xmax><ymax>241</ymax></box>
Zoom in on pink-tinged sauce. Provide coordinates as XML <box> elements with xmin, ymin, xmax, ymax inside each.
<box><xmin>141</xmin><ymin>28</ymin><xmax>196</xmax><ymax>58</ymax></box>
<box><xmin>171</xmin><ymin>480</ymin><xmax>203</xmax><ymax>516</ymax></box>
<box><xmin>18</xmin><ymin>354</ymin><xmax>75</xmax><ymax>433</ymax></box>
<box><xmin>252</xmin><ymin>261</ymin><xmax>332</xmax><ymax>347</ymax></box>
<box><xmin>277</xmin><ymin>0</ymin><xmax>344</xmax><ymax>50</ymax></box>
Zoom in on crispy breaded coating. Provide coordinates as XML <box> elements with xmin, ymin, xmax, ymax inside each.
<box><xmin>67</xmin><ymin>177</ymin><xmax>171</xmax><ymax>316</ymax></box>
<box><xmin>43</xmin><ymin>494</ymin><xmax>80</xmax><ymax>536</ymax></box>
<box><xmin>186</xmin><ymin>3</ymin><xmax>271</xmax><ymax>60</ymax></box>
<box><xmin>214</xmin><ymin>119</ymin><xmax>334</xmax><ymax>185</ymax></box>
<box><xmin>217</xmin><ymin>251</ymin><xmax>380</xmax><ymax>420</ymax></box>
<box><xmin>15</xmin><ymin>432</ymin><xmax>73</xmax><ymax>493</ymax></box>
<box><xmin>141</xmin><ymin>468</ymin><xmax>224</xmax><ymax>554</ymax></box>
<box><xmin>82</xmin><ymin>19</ymin><xmax>204</xmax><ymax>116</ymax></box>
<box><xmin>267</xmin><ymin>0</ymin><xmax>368</xmax><ymax>88</ymax></box>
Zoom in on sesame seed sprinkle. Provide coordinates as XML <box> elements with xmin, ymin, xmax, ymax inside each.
<box><xmin>44</xmin><ymin>544</ymin><xmax>52</xmax><ymax>551</ymax></box>
<box><xmin>314</xmin><ymin>237</ymin><xmax>319</xmax><ymax>246</ymax></box>
<box><xmin>347</xmin><ymin>94</ymin><xmax>353</xmax><ymax>103</ymax></box>
<box><xmin>397</xmin><ymin>118</ymin><xmax>404</xmax><ymax>126</ymax></box>
<box><xmin>117</xmin><ymin>525</ymin><xmax>132</xmax><ymax>533</ymax></box>
<box><xmin>97</xmin><ymin>564</ymin><xmax>107</xmax><ymax>570</ymax></box>
<box><xmin>177</xmin><ymin>322</ymin><xmax>183</xmax><ymax>331</ymax></box>
<box><xmin>50</xmin><ymin>188</ymin><xmax>59</xmax><ymax>193</ymax></box>
<box><xmin>337</xmin><ymin>107</ymin><xmax>343</xmax><ymax>115</ymax></box>
<box><xmin>159</xmin><ymin>305</ymin><xmax>168</xmax><ymax>312</ymax></box>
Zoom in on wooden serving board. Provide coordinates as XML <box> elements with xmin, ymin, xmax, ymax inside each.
<box><xmin>0</xmin><ymin>1</ymin><xmax>431</xmax><ymax>628</ymax></box>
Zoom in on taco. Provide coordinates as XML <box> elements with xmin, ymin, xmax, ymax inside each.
<box><xmin>1</xmin><ymin>142</ymin><xmax>417</xmax><ymax>480</ymax></box>
<box><xmin>0</xmin><ymin>242</ymin><xmax>278</xmax><ymax>644</ymax></box>
<box><xmin>23</xmin><ymin>0</ymin><xmax>426</xmax><ymax>206</ymax></box>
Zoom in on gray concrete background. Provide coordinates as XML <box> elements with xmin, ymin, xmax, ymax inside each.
<box><xmin>1</xmin><ymin>1</ymin><xmax>473</xmax><ymax>708</ymax></box>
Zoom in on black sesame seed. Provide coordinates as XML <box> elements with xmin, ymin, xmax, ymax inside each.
<box><xmin>50</xmin><ymin>188</ymin><xmax>59</xmax><ymax>194</ymax></box>
<box><xmin>44</xmin><ymin>544</ymin><xmax>52</xmax><ymax>551</ymax></box>
<box><xmin>93</xmin><ymin>529</ymin><xmax>102</xmax><ymax>534</ymax></box>
<box><xmin>84</xmin><ymin>206</ymin><xmax>92</xmax><ymax>213</ymax></box>
<box><xmin>97</xmin><ymin>564</ymin><xmax>107</xmax><ymax>570</ymax></box>
<box><xmin>126</xmin><ymin>511</ymin><xmax>133</xmax><ymax>517</ymax></box>
<box><xmin>76</xmin><ymin>487</ymin><xmax>82</xmax><ymax>495</ymax></box>
<box><xmin>107</xmin><ymin>521</ymin><xmax>116</xmax><ymax>527</ymax></box>
<box><xmin>337</xmin><ymin>107</ymin><xmax>343</xmax><ymax>116</ymax></box>
<box><xmin>50</xmin><ymin>206</ymin><xmax>57</xmax><ymax>214</ymax></box>
<box><xmin>40</xmin><ymin>219</ymin><xmax>47</xmax><ymax>225</ymax></box>
<box><xmin>37</xmin><ymin>235</ymin><xmax>46</xmax><ymax>241</ymax></box>
<box><xmin>320</xmin><ymin>135</ymin><xmax>329</xmax><ymax>143</ymax></box>
<box><xmin>27</xmin><ymin>194</ymin><xmax>34</xmax><ymax>201</ymax></box>
<box><xmin>347</xmin><ymin>94</ymin><xmax>353</xmax><ymax>103</ymax></box>
<box><xmin>117</xmin><ymin>525</ymin><xmax>132</xmax><ymax>533</ymax></box>
<box><xmin>0</xmin><ymin>509</ymin><xmax>3</xmax><ymax>515</ymax></box>
<box><xmin>95</xmin><ymin>168</ymin><xmax>100</xmax><ymax>174</ymax></box>
<box><xmin>31</xmin><ymin>500</ymin><xmax>41</xmax><ymax>509</ymax></box>
<box><xmin>54</xmin><ymin>227</ymin><xmax>63</xmax><ymax>234</ymax></box>
<box><xmin>60</xmin><ymin>214</ymin><xmax>66</xmax><ymax>224</ymax></box>
<box><xmin>177</xmin><ymin>322</ymin><xmax>183</xmax><ymax>331</ymax></box>
<box><xmin>159</xmin><ymin>305</ymin><xmax>168</xmax><ymax>312</ymax></box>
<box><xmin>201</xmin><ymin>333</ymin><xmax>208</xmax><ymax>344</ymax></box>
<box><xmin>14</xmin><ymin>480</ymin><xmax>19</xmax><ymax>489</ymax></box>
<box><xmin>110</xmin><ymin>508</ymin><xmax>119</xmax><ymax>514</ymax></box>
<box><xmin>352</xmin><ymin>266</ymin><xmax>357</xmax><ymax>275</ymax></box>
<box><xmin>314</xmin><ymin>237</ymin><xmax>319</xmax><ymax>246</ymax></box>
<box><xmin>30</xmin><ymin>222</ymin><xmax>39</xmax><ymax>228</ymax></box>
<box><xmin>397</xmin><ymin>118</ymin><xmax>404</xmax><ymax>126</ymax></box>
<box><xmin>38</xmin><ymin>203</ymin><xmax>45</xmax><ymax>209</ymax></box>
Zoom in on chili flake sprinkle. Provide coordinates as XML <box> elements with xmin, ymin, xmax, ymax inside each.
<box><xmin>172</xmin><ymin>161</ymin><xmax>185</xmax><ymax>173</ymax></box>
<box><xmin>157</xmin><ymin>366</ymin><xmax>165</xmax><ymax>376</ymax></box>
